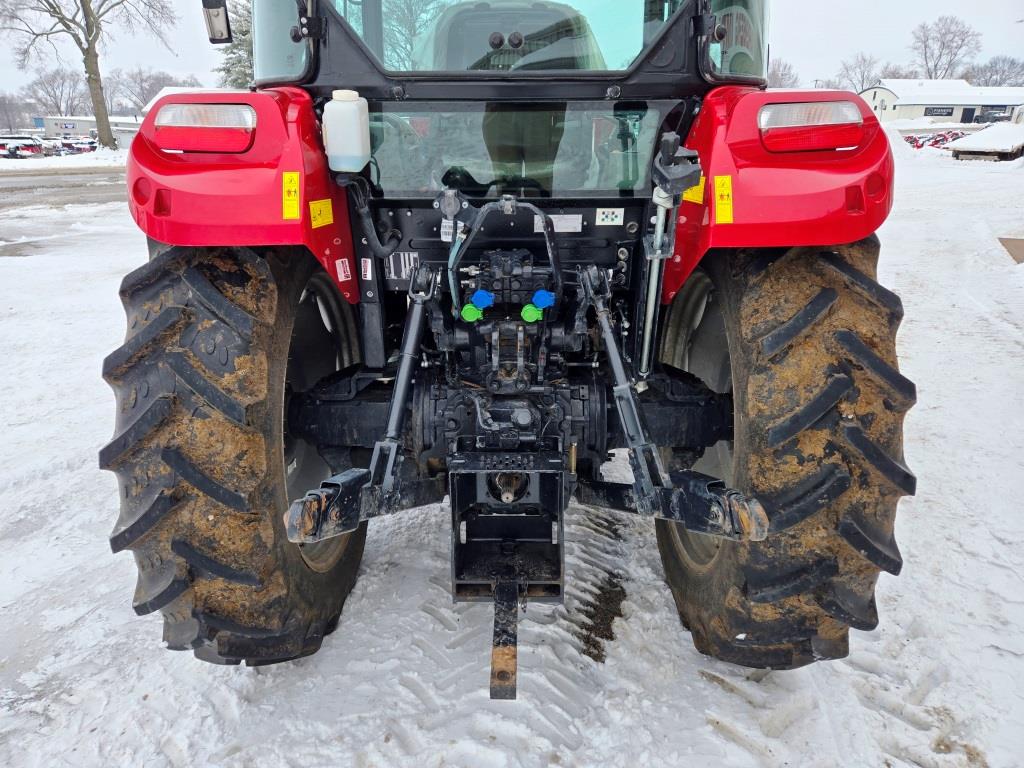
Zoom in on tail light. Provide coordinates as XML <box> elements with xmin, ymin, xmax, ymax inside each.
<box><xmin>758</xmin><ymin>101</ymin><xmax>865</xmax><ymax>153</ymax></box>
<box><xmin>153</xmin><ymin>103</ymin><xmax>256</xmax><ymax>153</ymax></box>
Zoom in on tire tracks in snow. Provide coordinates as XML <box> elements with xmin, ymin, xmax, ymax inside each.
<box><xmin>371</xmin><ymin>501</ymin><xmax>638</xmax><ymax>760</ymax></box>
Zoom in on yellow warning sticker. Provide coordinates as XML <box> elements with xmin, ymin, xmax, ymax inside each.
<box><xmin>282</xmin><ymin>172</ymin><xmax>300</xmax><ymax>221</ymax></box>
<box><xmin>683</xmin><ymin>175</ymin><xmax>706</xmax><ymax>204</ymax></box>
<box><xmin>309</xmin><ymin>198</ymin><xmax>334</xmax><ymax>229</ymax></box>
<box><xmin>714</xmin><ymin>175</ymin><xmax>734</xmax><ymax>224</ymax></box>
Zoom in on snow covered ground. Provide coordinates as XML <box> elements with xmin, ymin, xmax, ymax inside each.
<box><xmin>1</xmin><ymin>150</ymin><xmax>1023</xmax><ymax>768</ymax></box>
<box><xmin>0</xmin><ymin>149</ymin><xmax>128</xmax><ymax>172</ymax></box>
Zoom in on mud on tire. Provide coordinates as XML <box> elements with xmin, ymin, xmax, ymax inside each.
<box><xmin>101</xmin><ymin>246</ymin><xmax>365</xmax><ymax>664</ymax></box>
<box><xmin>657</xmin><ymin>236</ymin><xmax>916</xmax><ymax>669</ymax></box>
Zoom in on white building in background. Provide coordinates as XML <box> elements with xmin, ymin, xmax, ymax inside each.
<box><xmin>39</xmin><ymin>114</ymin><xmax>143</xmax><ymax>147</ymax></box>
<box><xmin>859</xmin><ymin>79</ymin><xmax>1024</xmax><ymax>124</ymax></box>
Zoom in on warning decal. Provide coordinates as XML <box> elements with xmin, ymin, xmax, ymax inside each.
<box><xmin>714</xmin><ymin>175</ymin><xmax>734</xmax><ymax>224</ymax></box>
<box><xmin>335</xmin><ymin>258</ymin><xmax>352</xmax><ymax>282</ymax></box>
<box><xmin>683</xmin><ymin>176</ymin><xmax>706</xmax><ymax>204</ymax></box>
<box><xmin>386</xmin><ymin>251</ymin><xmax>420</xmax><ymax>281</ymax></box>
<box><xmin>595</xmin><ymin>209</ymin><xmax>624</xmax><ymax>227</ymax></box>
<box><xmin>309</xmin><ymin>198</ymin><xmax>334</xmax><ymax>229</ymax></box>
<box><xmin>282</xmin><ymin>172</ymin><xmax>300</xmax><ymax>220</ymax></box>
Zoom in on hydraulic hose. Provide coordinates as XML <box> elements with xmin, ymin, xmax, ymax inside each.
<box><xmin>336</xmin><ymin>175</ymin><xmax>402</xmax><ymax>259</ymax></box>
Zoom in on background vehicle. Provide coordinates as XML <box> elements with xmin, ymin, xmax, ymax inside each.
<box><xmin>0</xmin><ymin>135</ymin><xmax>44</xmax><ymax>158</ymax></box>
<box><xmin>974</xmin><ymin>110</ymin><xmax>1011</xmax><ymax>124</ymax></box>
<box><xmin>39</xmin><ymin>136</ymin><xmax>69</xmax><ymax>155</ymax></box>
<box><xmin>904</xmin><ymin>129</ymin><xmax>967</xmax><ymax>149</ymax></box>
<box><xmin>68</xmin><ymin>137</ymin><xmax>99</xmax><ymax>153</ymax></box>
<box><xmin>949</xmin><ymin>122</ymin><xmax>1024</xmax><ymax>161</ymax></box>
<box><xmin>104</xmin><ymin>0</ymin><xmax>915</xmax><ymax>699</ymax></box>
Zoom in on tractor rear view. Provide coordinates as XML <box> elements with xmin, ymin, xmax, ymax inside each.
<box><xmin>103</xmin><ymin>0</ymin><xmax>915</xmax><ymax>699</ymax></box>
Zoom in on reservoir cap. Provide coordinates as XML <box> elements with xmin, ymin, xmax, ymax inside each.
<box><xmin>332</xmin><ymin>89</ymin><xmax>361</xmax><ymax>101</ymax></box>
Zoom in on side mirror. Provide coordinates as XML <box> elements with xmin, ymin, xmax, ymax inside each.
<box><xmin>202</xmin><ymin>0</ymin><xmax>233</xmax><ymax>44</ymax></box>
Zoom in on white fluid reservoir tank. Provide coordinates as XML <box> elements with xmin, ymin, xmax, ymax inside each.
<box><xmin>323</xmin><ymin>89</ymin><xmax>371</xmax><ymax>173</ymax></box>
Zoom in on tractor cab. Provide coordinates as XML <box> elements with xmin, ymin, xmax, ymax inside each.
<box><xmin>250</xmin><ymin>0</ymin><xmax>768</xmax><ymax>90</ymax></box>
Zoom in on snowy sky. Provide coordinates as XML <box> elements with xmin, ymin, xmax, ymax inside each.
<box><xmin>0</xmin><ymin>0</ymin><xmax>1021</xmax><ymax>91</ymax></box>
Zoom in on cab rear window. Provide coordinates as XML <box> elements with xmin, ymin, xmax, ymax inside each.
<box><xmin>329</xmin><ymin>0</ymin><xmax>686</xmax><ymax>73</ymax></box>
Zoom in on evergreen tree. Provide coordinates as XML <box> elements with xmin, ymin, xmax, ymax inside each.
<box><xmin>215</xmin><ymin>1</ymin><xmax>254</xmax><ymax>88</ymax></box>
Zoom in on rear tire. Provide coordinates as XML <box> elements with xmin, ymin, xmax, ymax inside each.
<box><xmin>656</xmin><ymin>237</ymin><xmax>916</xmax><ymax>669</ymax></box>
<box><xmin>102</xmin><ymin>246</ymin><xmax>365</xmax><ymax>665</ymax></box>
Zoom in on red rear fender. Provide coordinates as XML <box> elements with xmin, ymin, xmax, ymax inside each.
<box><xmin>664</xmin><ymin>87</ymin><xmax>894</xmax><ymax>303</ymax></box>
<box><xmin>127</xmin><ymin>87</ymin><xmax>359</xmax><ymax>302</ymax></box>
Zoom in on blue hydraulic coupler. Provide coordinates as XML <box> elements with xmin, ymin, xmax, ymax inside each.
<box><xmin>470</xmin><ymin>289</ymin><xmax>496</xmax><ymax>310</ymax></box>
<box><xmin>531</xmin><ymin>289</ymin><xmax>556</xmax><ymax>310</ymax></box>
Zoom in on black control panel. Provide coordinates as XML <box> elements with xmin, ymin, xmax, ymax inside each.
<box><xmin>372</xmin><ymin>199</ymin><xmax>649</xmax><ymax>292</ymax></box>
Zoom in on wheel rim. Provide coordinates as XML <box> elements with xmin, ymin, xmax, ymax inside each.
<box><xmin>663</xmin><ymin>271</ymin><xmax>734</xmax><ymax>571</ymax></box>
<box><xmin>284</xmin><ymin>273</ymin><xmax>354</xmax><ymax>573</ymax></box>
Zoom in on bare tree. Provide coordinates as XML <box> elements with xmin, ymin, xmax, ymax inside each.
<box><xmin>815</xmin><ymin>78</ymin><xmax>843</xmax><ymax>90</ymax></box>
<box><xmin>20</xmin><ymin>67</ymin><xmax>87</xmax><ymax>116</ymax></box>
<box><xmin>102</xmin><ymin>68</ymin><xmax>128</xmax><ymax>115</ymax></box>
<box><xmin>963</xmin><ymin>56</ymin><xmax>1024</xmax><ymax>87</ymax></box>
<box><xmin>383</xmin><ymin>0</ymin><xmax>447</xmax><ymax>70</ymax></box>
<box><xmin>116</xmin><ymin>67</ymin><xmax>202</xmax><ymax>112</ymax></box>
<box><xmin>215</xmin><ymin>0</ymin><xmax>253</xmax><ymax>88</ymax></box>
<box><xmin>0</xmin><ymin>91</ymin><xmax>33</xmax><ymax>132</ymax></box>
<box><xmin>767</xmin><ymin>59</ymin><xmax>799</xmax><ymax>88</ymax></box>
<box><xmin>910</xmin><ymin>16</ymin><xmax>982</xmax><ymax>80</ymax></box>
<box><xmin>879</xmin><ymin>62</ymin><xmax>921</xmax><ymax>80</ymax></box>
<box><xmin>837</xmin><ymin>52</ymin><xmax>880</xmax><ymax>92</ymax></box>
<box><xmin>0</xmin><ymin>0</ymin><xmax>176</xmax><ymax>148</ymax></box>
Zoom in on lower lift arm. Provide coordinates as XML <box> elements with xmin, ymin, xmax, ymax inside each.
<box><xmin>577</xmin><ymin>266</ymin><xmax>769</xmax><ymax>542</ymax></box>
<box><xmin>284</xmin><ymin>266</ymin><xmax>446</xmax><ymax>545</ymax></box>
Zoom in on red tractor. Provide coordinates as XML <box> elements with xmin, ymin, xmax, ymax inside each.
<box><xmin>103</xmin><ymin>0</ymin><xmax>915</xmax><ymax>699</ymax></box>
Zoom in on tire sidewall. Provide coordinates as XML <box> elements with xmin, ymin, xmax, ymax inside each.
<box><xmin>655</xmin><ymin>251</ymin><xmax>756</xmax><ymax>641</ymax></box>
<box><xmin>262</xmin><ymin>249</ymin><xmax>367</xmax><ymax>620</ymax></box>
